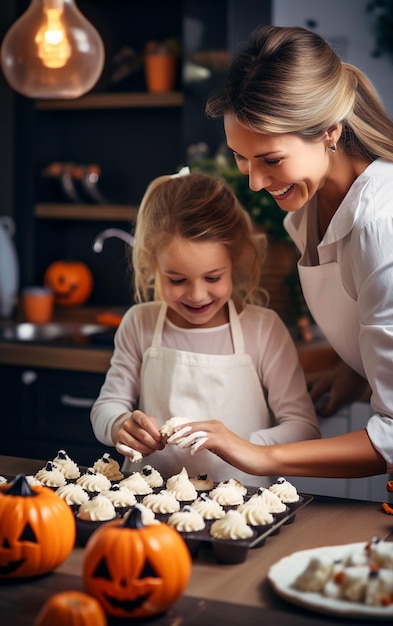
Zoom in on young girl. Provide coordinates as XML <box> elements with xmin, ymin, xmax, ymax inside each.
<box><xmin>90</xmin><ymin>170</ymin><xmax>319</xmax><ymax>486</ymax></box>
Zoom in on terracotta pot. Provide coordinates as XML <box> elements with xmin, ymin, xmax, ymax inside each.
<box><xmin>144</xmin><ymin>54</ymin><xmax>177</xmax><ymax>92</ymax></box>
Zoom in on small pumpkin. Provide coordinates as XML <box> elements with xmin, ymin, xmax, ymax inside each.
<box><xmin>44</xmin><ymin>260</ymin><xmax>93</xmax><ymax>307</ymax></box>
<box><xmin>0</xmin><ymin>474</ymin><xmax>76</xmax><ymax>578</ymax></box>
<box><xmin>34</xmin><ymin>590</ymin><xmax>107</xmax><ymax>626</ymax></box>
<box><xmin>83</xmin><ymin>506</ymin><xmax>192</xmax><ymax>619</ymax></box>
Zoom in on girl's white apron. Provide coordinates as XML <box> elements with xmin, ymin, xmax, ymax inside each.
<box><xmin>124</xmin><ymin>299</ymin><xmax>273</xmax><ymax>486</ymax></box>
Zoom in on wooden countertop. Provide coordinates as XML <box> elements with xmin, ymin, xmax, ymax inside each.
<box><xmin>0</xmin><ymin>307</ymin><xmax>338</xmax><ymax>374</ymax></box>
<box><xmin>0</xmin><ymin>342</ymin><xmax>112</xmax><ymax>373</ymax></box>
<box><xmin>0</xmin><ymin>306</ymin><xmax>114</xmax><ymax>372</ymax></box>
<box><xmin>1</xmin><ymin>455</ymin><xmax>392</xmax><ymax>625</ymax></box>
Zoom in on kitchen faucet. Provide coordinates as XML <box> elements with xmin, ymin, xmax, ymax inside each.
<box><xmin>93</xmin><ymin>228</ymin><xmax>135</xmax><ymax>253</ymax></box>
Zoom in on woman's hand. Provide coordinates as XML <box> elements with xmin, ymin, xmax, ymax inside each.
<box><xmin>113</xmin><ymin>410</ymin><xmax>165</xmax><ymax>459</ymax></box>
<box><xmin>306</xmin><ymin>361</ymin><xmax>371</xmax><ymax>416</ymax></box>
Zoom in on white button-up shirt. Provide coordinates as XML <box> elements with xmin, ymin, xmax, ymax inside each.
<box><xmin>285</xmin><ymin>159</ymin><xmax>393</xmax><ymax>472</ymax></box>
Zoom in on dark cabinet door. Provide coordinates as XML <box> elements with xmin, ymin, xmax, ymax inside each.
<box><xmin>0</xmin><ymin>365</ymin><xmax>38</xmax><ymax>458</ymax></box>
<box><xmin>34</xmin><ymin>368</ymin><xmax>118</xmax><ymax>466</ymax></box>
<box><xmin>0</xmin><ymin>365</ymin><xmax>121</xmax><ymax>467</ymax></box>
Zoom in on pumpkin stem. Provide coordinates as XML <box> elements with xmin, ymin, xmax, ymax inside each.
<box><xmin>123</xmin><ymin>505</ymin><xmax>145</xmax><ymax>529</ymax></box>
<box><xmin>4</xmin><ymin>474</ymin><xmax>38</xmax><ymax>497</ymax></box>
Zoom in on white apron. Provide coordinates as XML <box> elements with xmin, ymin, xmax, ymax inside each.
<box><xmin>298</xmin><ymin>261</ymin><xmax>365</xmax><ymax>378</ymax></box>
<box><xmin>123</xmin><ymin>300</ymin><xmax>273</xmax><ymax>486</ymax></box>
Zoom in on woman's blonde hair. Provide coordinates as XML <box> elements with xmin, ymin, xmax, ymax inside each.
<box><xmin>132</xmin><ymin>171</ymin><xmax>267</xmax><ymax>306</ymax></box>
<box><xmin>206</xmin><ymin>25</ymin><xmax>393</xmax><ymax>161</ymax></box>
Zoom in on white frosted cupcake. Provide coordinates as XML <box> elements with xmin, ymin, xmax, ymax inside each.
<box><xmin>101</xmin><ymin>484</ymin><xmax>137</xmax><ymax>516</ymax></box>
<box><xmin>76</xmin><ymin>467</ymin><xmax>111</xmax><ymax>497</ymax></box>
<box><xmin>140</xmin><ymin>465</ymin><xmax>164</xmax><ymax>489</ymax></box>
<box><xmin>210</xmin><ymin>512</ymin><xmax>254</xmax><ymax>565</ymax></box>
<box><xmin>217</xmin><ymin>478</ymin><xmax>247</xmax><ymax>496</ymax></box>
<box><xmin>93</xmin><ymin>452</ymin><xmax>124</xmax><ymax>482</ymax></box>
<box><xmin>25</xmin><ymin>475</ymin><xmax>42</xmax><ymax>487</ymax></box>
<box><xmin>35</xmin><ymin>461</ymin><xmax>67</xmax><ymax>489</ymax></box>
<box><xmin>167</xmin><ymin>505</ymin><xmax>205</xmax><ymax>533</ymax></box>
<box><xmin>166</xmin><ymin>467</ymin><xmax>197</xmax><ymax>502</ymax></box>
<box><xmin>52</xmin><ymin>449</ymin><xmax>80</xmax><ymax>480</ymax></box>
<box><xmin>119</xmin><ymin>472</ymin><xmax>152</xmax><ymax>495</ymax></box>
<box><xmin>142</xmin><ymin>490</ymin><xmax>180</xmax><ymax>514</ymax></box>
<box><xmin>76</xmin><ymin>495</ymin><xmax>117</xmax><ymax>546</ymax></box>
<box><xmin>210</xmin><ymin>510</ymin><xmax>253</xmax><ymax>541</ymax></box>
<box><xmin>237</xmin><ymin>499</ymin><xmax>274</xmax><ymax>527</ymax></box>
<box><xmin>123</xmin><ymin>503</ymin><xmax>160</xmax><ymax>526</ymax></box>
<box><xmin>190</xmin><ymin>473</ymin><xmax>214</xmax><ymax>492</ymax></box>
<box><xmin>55</xmin><ymin>483</ymin><xmax>89</xmax><ymax>512</ymax></box>
<box><xmin>250</xmin><ymin>487</ymin><xmax>287</xmax><ymax>514</ymax></box>
<box><xmin>191</xmin><ymin>493</ymin><xmax>225</xmax><ymax>520</ymax></box>
<box><xmin>268</xmin><ymin>477</ymin><xmax>300</xmax><ymax>505</ymax></box>
<box><xmin>210</xmin><ymin>482</ymin><xmax>244</xmax><ymax>506</ymax></box>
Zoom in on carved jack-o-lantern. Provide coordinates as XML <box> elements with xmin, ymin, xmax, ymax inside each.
<box><xmin>0</xmin><ymin>474</ymin><xmax>76</xmax><ymax>578</ymax></box>
<box><xmin>83</xmin><ymin>506</ymin><xmax>191</xmax><ymax>619</ymax></box>
<box><xmin>44</xmin><ymin>260</ymin><xmax>93</xmax><ymax>307</ymax></box>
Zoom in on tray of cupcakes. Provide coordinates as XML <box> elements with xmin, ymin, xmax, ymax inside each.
<box><xmin>0</xmin><ymin>449</ymin><xmax>313</xmax><ymax>564</ymax></box>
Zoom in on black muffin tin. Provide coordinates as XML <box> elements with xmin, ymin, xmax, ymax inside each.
<box><xmin>7</xmin><ymin>465</ymin><xmax>313</xmax><ymax>565</ymax></box>
<box><xmin>137</xmin><ymin>488</ymin><xmax>313</xmax><ymax>565</ymax></box>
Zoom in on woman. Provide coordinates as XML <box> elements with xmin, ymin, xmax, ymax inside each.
<box><xmin>170</xmin><ymin>25</ymin><xmax>393</xmax><ymax>479</ymax></box>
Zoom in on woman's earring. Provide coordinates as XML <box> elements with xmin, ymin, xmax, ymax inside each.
<box><xmin>328</xmin><ymin>143</ymin><xmax>337</xmax><ymax>153</ymax></box>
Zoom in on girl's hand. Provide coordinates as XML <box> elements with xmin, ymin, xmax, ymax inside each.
<box><xmin>306</xmin><ymin>361</ymin><xmax>371</xmax><ymax>416</ymax></box>
<box><xmin>168</xmin><ymin>419</ymin><xmax>263</xmax><ymax>474</ymax></box>
<box><xmin>114</xmin><ymin>410</ymin><xmax>164</xmax><ymax>459</ymax></box>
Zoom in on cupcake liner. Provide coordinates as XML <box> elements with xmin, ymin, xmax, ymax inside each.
<box><xmin>76</xmin><ymin>516</ymin><xmax>117</xmax><ymax>547</ymax></box>
<box><xmin>212</xmin><ymin>538</ymin><xmax>251</xmax><ymax>564</ymax></box>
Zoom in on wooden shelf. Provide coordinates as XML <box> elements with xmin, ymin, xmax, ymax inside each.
<box><xmin>35</xmin><ymin>91</ymin><xmax>184</xmax><ymax>111</ymax></box>
<box><xmin>34</xmin><ymin>203</ymin><xmax>138</xmax><ymax>221</ymax></box>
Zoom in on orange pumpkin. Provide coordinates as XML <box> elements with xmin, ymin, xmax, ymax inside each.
<box><xmin>34</xmin><ymin>590</ymin><xmax>107</xmax><ymax>626</ymax></box>
<box><xmin>83</xmin><ymin>506</ymin><xmax>191</xmax><ymax>619</ymax></box>
<box><xmin>0</xmin><ymin>474</ymin><xmax>76</xmax><ymax>578</ymax></box>
<box><xmin>44</xmin><ymin>260</ymin><xmax>93</xmax><ymax>307</ymax></box>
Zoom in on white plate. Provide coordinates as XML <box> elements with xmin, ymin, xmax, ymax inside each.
<box><xmin>268</xmin><ymin>542</ymin><xmax>393</xmax><ymax>620</ymax></box>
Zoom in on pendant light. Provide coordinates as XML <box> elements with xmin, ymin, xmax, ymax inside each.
<box><xmin>1</xmin><ymin>0</ymin><xmax>105</xmax><ymax>99</ymax></box>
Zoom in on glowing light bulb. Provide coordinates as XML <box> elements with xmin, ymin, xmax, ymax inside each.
<box><xmin>0</xmin><ymin>0</ymin><xmax>105</xmax><ymax>99</ymax></box>
<box><xmin>35</xmin><ymin>7</ymin><xmax>71</xmax><ymax>69</ymax></box>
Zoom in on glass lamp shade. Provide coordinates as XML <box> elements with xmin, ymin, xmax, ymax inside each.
<box><xmin>0</xmin><ymin>0</ymin><xmax>105</xmax><ymax>99</ymax></box>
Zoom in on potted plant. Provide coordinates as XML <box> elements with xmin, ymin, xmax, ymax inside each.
<box><xmin>143</xmin><ymin>37</ymin><xmax>181</xmax><ymax>93</ymax></box>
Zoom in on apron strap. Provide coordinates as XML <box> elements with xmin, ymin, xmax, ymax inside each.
<box><xmin>228</xmin><ymin>299</ymin><xmax>245</xmax><ymax>355</ymax></box>
<box><xmin>151</xmin><ymin>302</ymin><xmax>167</xmax><ymax>347</ymax></box>
<box><xmin>151</xmin><ymin>299</ymin><xmax>245</xmax><ymax>355</ymax></box>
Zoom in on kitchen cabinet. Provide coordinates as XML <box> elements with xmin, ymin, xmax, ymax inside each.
<box><xmin>0</xmin><ymin>364</ymin><xmax>116</xmax><ymax>466</ymax></box>
<box><xmin>7</xmin><ymin>0</ymin><xmax>185</xmax><ymax>308</ymax></box>
<box><xmin>3</xmin><ymin>0</ymin><xmax>273</xmax><ymax>310</ymax></box>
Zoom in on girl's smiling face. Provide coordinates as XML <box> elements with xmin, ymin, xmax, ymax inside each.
<box><xmin>156</xmin><ymin>236</ymin><xmax>233</xmax><ymax>329</ymax></box>
<box><xmin>224</xmin><ymin>113</ymin><xmax>333</xmax><ymax>212</ymax></box>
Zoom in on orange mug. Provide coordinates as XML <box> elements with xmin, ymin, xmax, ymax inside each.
<box><xmin>23</xmin><ymin>287</ymin><xmax>54</xmax><ymax>323</ymax></box>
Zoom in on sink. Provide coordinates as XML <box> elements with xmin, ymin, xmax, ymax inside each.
<box><xmin>0</xmin><ymin>322</ymin><xmax>115</xmax><ymax>346</ymax></box>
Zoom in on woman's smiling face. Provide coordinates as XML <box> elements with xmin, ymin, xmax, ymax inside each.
<box><xmin>156</xmin><ymin>236</ymin><xmax>233</xmax><ymax>329</ymax></box>
<box><xmin>224</xmin><ymin>113</ymin><xmax>332</xmax><ymax>212</ymax></box>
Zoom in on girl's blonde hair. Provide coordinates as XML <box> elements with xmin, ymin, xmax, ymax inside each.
<box><xmin>132</xmin><ymin>171</ymin><xmax>267</xmax><ymax>306</ymax></box>
<box><xmin>206</xmin><ymin>25</ymin><xmax>393</xmax><ymax>162</ymax></box>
